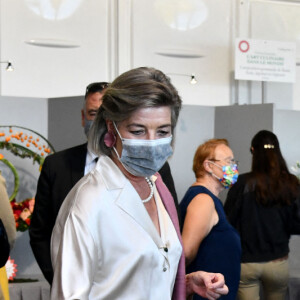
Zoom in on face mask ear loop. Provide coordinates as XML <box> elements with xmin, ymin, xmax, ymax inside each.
<box><xmin>210</xmin><ymin>171</ymin><xmax>222</xmax><ymax>182</ymax></box>
<box><xmin>111</xmin><ymin>121</ymin><xmax>137</xmax><ymax>176</ymax></box>
<box><xmin>111</xmin><ymin>121</ymin><xmax>123</xmax><ymax>158</ymax></box>
<box><xmin>112</xmin><ymin>146</ymin><xmax>121</xmax><ymax>160</ymax></box>
<box><xmin>208</xmin><ymin>160</ymin><xmax>223</xmax><ymax>170</ymax></box>
<box><xmin>113</xmin><ymin>121</ymin><xmax>123</xmax><ymax>141</ymax></box>
<box><xmin>207</xmin><ymin>161</ymin><xmax>222</xmax><ymax>181</ymax></box>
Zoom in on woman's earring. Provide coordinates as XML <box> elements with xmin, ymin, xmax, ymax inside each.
<box><xmin>104</xmin><ymin>131</ymin><xmax>116</xmax><ymax>148</ymax></box>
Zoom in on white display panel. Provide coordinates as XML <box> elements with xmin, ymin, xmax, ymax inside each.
<box><xmin>119</xmin><ymin>0</ymin><xmax>236</xmax><ymax>106</ymax></box>
<box><xmin>0</xmin><ymin>0</ymin><xmax>112</xmax><ymax>98</ymax></box>
<box><xmin>247</xmin><ymin>0</ymin><xmax>300</xmax><ymax>110</ymax></box>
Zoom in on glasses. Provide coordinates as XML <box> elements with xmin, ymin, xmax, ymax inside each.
<box><xmin>85</xmin><ymin>82</ymin><xmax>109</xmax><ymax>95</ymax></box>
<box><xmin>209</xmin><ymin>158</ymin><xmax>239</xmax><ymax>168</ymax></box>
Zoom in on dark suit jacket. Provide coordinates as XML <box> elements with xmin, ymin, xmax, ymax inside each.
<box><xmin>29</xmin><ymin>143</ymin><xmax>178</xmax><ymax>284</ymax></box>
<box><xmin>159</xmin><ymin>161</ymin><xmax>178</xmax><ymax>211</ymax></box>
<box><xmin>29</xmin><ymin>143</ymin><xmax>87</xmax><ymax>284</ymax></box>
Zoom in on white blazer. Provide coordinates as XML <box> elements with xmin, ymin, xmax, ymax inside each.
<box><xmin>51</xmin><ymin>155</ymin><xmax>181</xmax><ymax>300</ymax></box>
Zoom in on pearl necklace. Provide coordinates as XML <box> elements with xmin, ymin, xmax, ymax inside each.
<box><xmin>142</xmin><ymin>177</ymin><xmax>154</xmax><ymax>203</ymax></box>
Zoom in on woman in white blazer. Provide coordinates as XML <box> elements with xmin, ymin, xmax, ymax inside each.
<box><xmin>50</xmin><ymin>67</ymin><xmax>229</xmax><ymax>300</ymax></box>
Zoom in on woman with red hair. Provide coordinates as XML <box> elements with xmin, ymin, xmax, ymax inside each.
<box><xmin>180</xmin><ymin>139</ymin><xmax>241</xmax><ymax>300</ymax></box>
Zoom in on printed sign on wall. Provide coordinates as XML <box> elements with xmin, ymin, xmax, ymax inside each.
<box><xmin>235</xmin><ymin>39</ymin><xmax>296</xmax><ymax>83</ymax></box>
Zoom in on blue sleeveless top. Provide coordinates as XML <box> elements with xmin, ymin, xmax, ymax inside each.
<box><xmin>180</xmin><ymin>186</ymin><xmax>241</xmax><ymax>300</ymax></box>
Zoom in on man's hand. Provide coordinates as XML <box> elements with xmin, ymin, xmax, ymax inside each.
<box><xmin>186</xmin><ymin>271</ymin><xmax>229</xmax><ymax>300</ymax></box>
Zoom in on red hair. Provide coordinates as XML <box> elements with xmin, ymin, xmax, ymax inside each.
<box><xmin>193</xmin><ymin>139</ymin><xmax>229</xmax><ymax>178</ymax></box>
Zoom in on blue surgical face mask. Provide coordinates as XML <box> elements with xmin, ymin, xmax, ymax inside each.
<box><xmin>84</xmin><ymin>118</ymin><xmax>93</xmax><ymax>137</ymax></box>
<box><xmin>113</xmin><ymin>122</ymin><xmax>173</xmax><ymax>177</ymax></box>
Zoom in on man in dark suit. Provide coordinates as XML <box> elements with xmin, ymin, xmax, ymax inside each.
<box><xmin>29</xmin><ymin>82</ymin><xmax>178</xmax><ymax>285</ymax></box>
<box><xmin>29</xmin><ymin>82</ymin><xmax>108</xmax><ymax>284</ymax></box>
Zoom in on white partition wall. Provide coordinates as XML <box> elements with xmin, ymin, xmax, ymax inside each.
<box><xmin>0</xmin><ymin>0</ymin><xmax>113</xmax><ymax>98</ymax></box>
<box><xmin>118</xmin><ymin>0</ymin><xmax>236</xmax><ymax>107</ymax></box>
<box><xmin>0</xmin><ymin>96</ymin><xmax>48</xmax><ymax>136</ymax></box>
<box><xmin>169</xmin><ymin>105</ymin><xmax>215</xmax><ymax>202</ymax></box>
<box><xmin>274</xmin><ymin>109</ymin><xmax>300</xmax><ymax>279</ymax></box>
<box><xmin>48</xmin><ymin>96</ymin><xmax>86</xmax><ymax>151</ymax></box>
<box><xmin>215</xmin><ymin>103</ymin><xmax>274</xmax><ymax>175</ymax></box>
<box><xmin>274</xmin><ymin>109</ymin><xmax>300</xmax><ymax>169</ymax></box>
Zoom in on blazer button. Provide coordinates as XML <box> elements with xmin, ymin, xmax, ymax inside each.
<box><xmin>163</xmin><ymin>267</ymin><xmax>167</xmax><ymax>272</ymax></box>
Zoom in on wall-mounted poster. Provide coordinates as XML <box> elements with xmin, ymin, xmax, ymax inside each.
<box><xmin>235</xmin><ymin>38</ymin><xmax>296</xmax><ymax>83</ymax></box>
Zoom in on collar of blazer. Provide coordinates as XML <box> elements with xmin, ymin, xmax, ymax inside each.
<box><xmin>95</xmin><ymin>156</ymin><xmax>168</xmax><ymax>256</ymax></box>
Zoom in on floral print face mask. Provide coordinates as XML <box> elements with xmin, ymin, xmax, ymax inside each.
<box><xmin>209</xmin><ymin>162</ymin><xmax>239</xmax><ymax>189</ymax></box>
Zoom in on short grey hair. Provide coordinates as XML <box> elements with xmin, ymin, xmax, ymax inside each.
<box><xmin>88</xmin><ymin>67</ymin><xmax>182</xmax><ymax>156</ymax></box>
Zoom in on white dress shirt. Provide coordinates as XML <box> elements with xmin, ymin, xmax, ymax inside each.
<box><xmin>84</xmin><ymin>147</ymin><xmax>98</xmax><ymax>175</ymax></box>
<box><xmin>51</xmin><ymin>155</ymin><xmax>182</xmax><ymax>300</ymax></box>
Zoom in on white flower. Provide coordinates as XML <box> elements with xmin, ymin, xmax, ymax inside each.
<box><xmin>5</xmin><ymin>257</ymin><xmax>17</xmax><ymax>280</ymax></box>
<box><xmin>291</xmin><ymin>161</ymin><xmax>300</xmax><ymax>180</ymax></box>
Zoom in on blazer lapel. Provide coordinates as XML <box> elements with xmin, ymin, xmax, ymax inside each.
<box><xmin>115</xmin><ymin>181</ymin><xmax>163</xmax><ymax>248</ymax></box>
<box><xmin>99</xmin><ymin>156</ymin><xmax>164</xmax><ymax>248</ymax></box>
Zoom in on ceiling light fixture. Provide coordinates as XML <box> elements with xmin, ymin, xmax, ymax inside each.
<box><xmin>190</xmin><ymin>74</ymin><xmax>197</xmax><ymax>84</ymax></box>
<box><xmin>167</xmin><ymin>73</ymin><xmax>197</xmax><ymax>84</ymax></box>
<box><xmin>0</xmin><ymin>61</ymin><xmax>14</xmax><ymax>71</ymax></box>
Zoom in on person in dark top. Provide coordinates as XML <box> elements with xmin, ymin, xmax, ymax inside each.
<box><xmin>224</xmin><ymin>130</ymin><xmax>300</xmax><ymax>300</ymax></box>
<box><xmin>180</xmin><ymin>138</ymin><xmax>241</xmax><ymax>300</ymax></box>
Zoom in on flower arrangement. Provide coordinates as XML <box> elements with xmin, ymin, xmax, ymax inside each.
<box><xmin>0</xmin><ymin>125</ymin><xmax>54</xmax><ymax>166</ymax></box>
<box><xmin>0</xmin><ymin>153</ymin><xmax>19</xmax><ymax>201</ymax></box>
<box><xmin>0</xmin><ymin>125</ymin><xmax>55</xmax><ymax>231</ymax></box>
<box><xmin>10</xmin><ymin>198</ymin><xmax>35</xmax><ymax>232</ymax></box>
<box><xmin>0</xmin><ymin>154</ymin><xmax>34</xmax><ymax>231</ymax></box>
<box><xmin>5</xmin><ymin>257</ymin><xmax>17</xmax><ymax>281</ymax></box>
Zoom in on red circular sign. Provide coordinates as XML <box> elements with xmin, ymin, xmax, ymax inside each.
<box><xmin>238</xmin><ymin>40</ymin><xmax>250</xmax><ymax>53</ymax></box>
